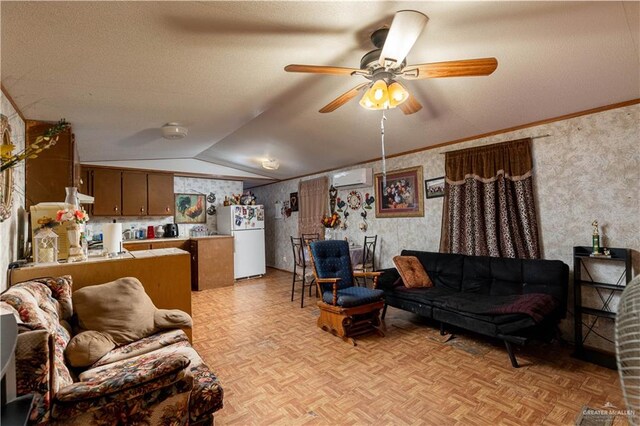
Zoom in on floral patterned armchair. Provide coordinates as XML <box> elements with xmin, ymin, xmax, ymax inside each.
<box><xmin>0</xmin><ymin>276</ymin><xmax>223</xmax><ymax>425</ymax></box>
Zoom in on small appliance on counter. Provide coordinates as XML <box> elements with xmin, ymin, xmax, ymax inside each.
<box><xmin>164</xmin><ymin>223</ymin><xmax>179</xmax><ymax>238</ymax></box>
<box><xmin>155</xmin><ymin>225</ymin><xmax>165</xmax><ymax>238</ymax></box>
<box><xmin>147</xmin><ymin>226</ymin><xmax>155</xmax><ymax>239</ymax></box>
<box><xmin>189</xmin><ymin>225</ymin><xmax>208</xmax><ymax>237</ymax></box>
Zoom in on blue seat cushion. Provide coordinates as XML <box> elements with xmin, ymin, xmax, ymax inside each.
<box><xmin>322</xmin><ymin>286</ymin><xmax>384</xmax><ymax>308</ymax></box>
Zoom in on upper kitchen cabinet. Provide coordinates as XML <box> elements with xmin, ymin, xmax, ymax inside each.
<box><xmin>85</xmin><ymin>166</ymin><xmax>175</xmax><ymax>217</ymax></box>
<box><xmin>147</xmin><ymin>173</ymin><xmax>174</xmax><ymax>216</ymax></box>
<box><xmin>25</xmin><ymin>120</ymin><xmax>77</xmax><ymax>210</ymax></box>
<box><xmin>122</xmin><ymin>171</ymin><xmax>148</xmax><ymax>216</ymax></box>
<box><xmin>91</xmin><ymin>168</ymin><xmax>122</xmax><ymax>216</ymax></box>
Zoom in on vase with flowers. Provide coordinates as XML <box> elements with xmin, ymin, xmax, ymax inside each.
<box><xmin>56</xmin><ymin>208</ymin><xmax>89</xmax><ymax>262</ymax></box>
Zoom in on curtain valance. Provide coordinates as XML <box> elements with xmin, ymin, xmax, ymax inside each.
<box><xmin>445</xmin><ymin>138</ymin><xmax>533</xmax><ymax>185</ymax></box>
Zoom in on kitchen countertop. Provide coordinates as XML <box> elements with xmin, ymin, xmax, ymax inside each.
<box><xmin>14</xmin><ymin>248</ymin><xmax>191</xmax><ymax>269</ymax></box>
<box><xmin>122</xmin><ymin>235</ymin><xmax>232</xmax><ymax>244</ymax></box>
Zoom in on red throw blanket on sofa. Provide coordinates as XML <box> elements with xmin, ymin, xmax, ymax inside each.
<box><xmin>442</xmin><ymin>293</ymin><xmax>558</xmax><ymax>323</ymax></box>
<box><xmin>487</xmin><ymin>293</ymin><xmax>558</xmax><ymax>323</ymax></box>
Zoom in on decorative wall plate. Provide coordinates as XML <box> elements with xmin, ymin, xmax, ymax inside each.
<box><xmin>347</xmin><ymin>191</ymin><xmax>362</xmax><ymax>210</ymax></box>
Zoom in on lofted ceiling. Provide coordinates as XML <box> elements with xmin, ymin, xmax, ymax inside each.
<box><xmin>1</xmin><ymin>1</ymin><xmax>639</xmax><ymax>187</ymax></box>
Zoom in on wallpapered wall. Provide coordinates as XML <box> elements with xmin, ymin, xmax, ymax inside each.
<box><xmin>1</xmin><ymin>92</ymin><xmax>26</xmax><ymax>292</ymax></box>
<box><xmin>252</xmin><ymin>103</ymin><xmax>639</xmax><ymax>348</ymax></box>
<box><xmin>87</xmin><ymin>176</ymin><xmax>243</xmax><ymax>237</ymax></box>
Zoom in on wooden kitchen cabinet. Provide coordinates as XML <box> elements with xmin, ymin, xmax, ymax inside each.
<box><xmin>25</xmin><ymin>120</ymin><xmax>76</xmax><ymax>210</ymax></box>
<box><xmin>122</xmin><ymin>171</ymin><xmax>148</xmax><ymax>216</ymax></box>
<box><xmin>147</xmin><ymin>173</ymin><xmax>174</xmax><ymax>216</ymax></box>
<box><xmin>123</xmin><ymin>239</ymin><xmax>188</xmax><ymax>252</ymax></box>
<box><xmin>85</xmin><ymin>166</ymin><xmax>175</xmax><ymax>217</ymax></box>
<box><xmin>79</xmin><ymin>166</ymin><xmax>93</xmax><ymax>215</ymax></box>
<box><xmin>9</xmin><ymin>249</ymin><xmax>193</xmax><ymax>340</ymax></box>
<box><xmin>123</xmin><ymin>242</ymin><xmax>152</xmax><ymax>251</ymax></box>
<box><xmin>190</xmin><ymin>237</ymin><xmax>234</xmax><ymax>291</ymax></box>
<box><xmin>151</xmin><ymin>240</ymin><xmax>188</xmax><ymax>250</ymax></box>
<box><xmin>92</xmin><ymin>168</ymin><xmax>122</xmax><ymax>216</ymax></box>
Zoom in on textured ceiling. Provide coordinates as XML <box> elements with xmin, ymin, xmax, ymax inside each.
<box><xmin>2</xmin><ymin>1</ymin><xmax>639</xmax><ymax>186</ymax></box>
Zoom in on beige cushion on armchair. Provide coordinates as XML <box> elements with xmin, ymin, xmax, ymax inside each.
<box><xmin>73</xmin><ymin>277</ymin><xmax>157</xmax><ymax>345</ymax></box>
<box><xmin>66</xmin><ymin>277</ymin><xmax>192</xmax><ymax>367</ymax></box>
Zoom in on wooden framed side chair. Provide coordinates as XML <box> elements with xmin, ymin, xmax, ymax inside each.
<box><xmin>354</xmin><ymin>235</ymin><xmax>377</xmax><ymax>287</ymax></box>
<box><xmin>291</xmin><ymin>236</ymin><xmax>315</xmax><ymax>308</ymax></box>
<box><xmin>301</xmin><ymin>233</ymin><xmax>320</xmax><ymax>244</ymax></box>
<box><xmin>308</xmin><ymin>240</ymin><xmax>385</xmax><ymax>345</ymax></box>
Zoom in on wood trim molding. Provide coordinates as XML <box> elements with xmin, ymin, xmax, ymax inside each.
<box><xmin>81</xmin><ymin>163</ymin><xmax>174</xmax><ymax>175</ymax></box>
<box><xmin>80</xmin><ymin>163</ymin><xmax>275</xmax><ymax>183</ymax></box>
<box><xmin>251</xmin><ymin>98</ymin><xmax>640</xmax><ymax>189</ymax></box>
<box><xmin>267</xmin><ymin>266</ymin><xmax>293</xmax><ymax>274</ymax></box>
<box><xmin>173</xmin><ymin>171</ymin><xmax>272</xmax><ymax>182</ymax></box>
<box><xmin>1</xmin><ymin>84</ymin><xmax>26</xmax><ymax>122</ymax></box>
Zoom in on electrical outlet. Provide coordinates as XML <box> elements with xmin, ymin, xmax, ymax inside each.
<box><xmin>283</xmin><ymin>256</ymin><xmax>287</xmax><ymax>262</ymax></box>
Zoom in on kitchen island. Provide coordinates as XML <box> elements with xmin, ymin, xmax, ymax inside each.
<box><xmin>9</xmin><ymin>248</ymin><xmax>193</xmax><ymax>339</ymax></box>
<box><xmin>122</xmin><ymin>235</ymin><xmax>235</xmax><ymax>290</ymax></box>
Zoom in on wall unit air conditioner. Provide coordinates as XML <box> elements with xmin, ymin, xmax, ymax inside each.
<box><xmin>332</xmin><ymin>168</ymin><xmax>373</xmax><ymax>189</ymax></box>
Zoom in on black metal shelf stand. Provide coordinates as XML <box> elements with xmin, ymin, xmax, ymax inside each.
<box><xmin>573</xmin><ymin>246</ymin><xmax>632</xmax><ymax>369</ymax></box>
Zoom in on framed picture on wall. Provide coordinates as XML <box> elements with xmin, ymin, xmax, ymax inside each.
<box><xmin>174</xmin><ymin>193</ymin><xmax>206</xmax><ymax>223</ymax></box>
<box><xmin>425</xmin><ymin>177</ymin><xmax>446</xmax><ymax>198</ymax></box>
<box><xmin>290</xmin><ymin>192</ymin><xmax>299</xmax><ymax>212</ymax></box>
<box><xmin>374</xmin><ymin>166</ymin><xmax>424</xmax><ymax>218</ymax></box>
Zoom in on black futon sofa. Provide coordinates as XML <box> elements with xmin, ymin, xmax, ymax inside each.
<box><xmin>378</xmin><ymin>250</ymin><xmax>569</xmax><ymax>367</ymax></box>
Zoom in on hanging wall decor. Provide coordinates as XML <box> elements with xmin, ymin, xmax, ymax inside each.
<box><xmin>0</xmin><ymin>115</ymin><xmax>14</xmax><ymax>222</ymax></box>
<box><xmin>290</xmin><ymin>192</ymin><xmax>299</xmax><ymax>212</ymax></box>
<box><xmin>425</xmin><ymin>177</ymin><xmax>445</xmax><ymax>199</ymax></box>
<box><xmin>329</xmin><ymin>185</ymin><xmax>337</xmax><ymax>214</ymax></box>
<box><xmin>374</xmin><ymin>166</ymin><xmax>424</xmax><ymax>218</ymax></box>
<box><xmin>175</xmin><ymin>194</ymin><xmax>206</xmax><ymax>223</ymax></box>
<box><xmin>347</xmin><ymin>191</ymin><xmax>362</xmax><ymax>210</ymax></box>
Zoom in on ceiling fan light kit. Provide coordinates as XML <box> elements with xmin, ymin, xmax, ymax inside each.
<box><xmin>161</xmin><ymin>122</ymin><xmax>188</xmax><ymax>140</ymax></box>
<box><xmin>284</xmin><ymin>9</ymin><xmax>498</xmax><ymax>115</ymax></box>
<box><xmin>359</xmin><ymin>78</ymin><xmax>409</xmax><ymax>110</ymax></box>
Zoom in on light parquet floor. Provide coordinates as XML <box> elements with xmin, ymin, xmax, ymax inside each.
<box><xmin>191</xmin><ymin>268</ymin><xmax>627</xmax><ymax>426</ymax></box>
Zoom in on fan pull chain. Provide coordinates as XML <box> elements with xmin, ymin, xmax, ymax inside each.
<box><xmin>381</xmin><ymin>110</ymin><xmax>387</xmax><ymax>188</ymax></box>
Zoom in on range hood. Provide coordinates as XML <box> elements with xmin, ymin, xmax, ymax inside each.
<box><xmin>78</xmin><ymin>192</ymin><xmax>94</xmax><ymax>204</ymax></box>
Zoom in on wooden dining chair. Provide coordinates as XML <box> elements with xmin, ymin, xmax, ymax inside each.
<box><xmin>290</xmin><ymin>236</ymin><xmax>315</xmax><ymax>308</ymax></box>
<box><xmin>354</xmin><ymin>235</ymin><xmax>377</xmax><ymax>286</ymax></box>
<box><xmin>301</xmin><ymin>233</ymin><xmax>320</xmax><ymax>244</ymax></box>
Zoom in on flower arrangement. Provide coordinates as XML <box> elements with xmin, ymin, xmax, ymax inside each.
<box><xmin>321</xmin><ymin>212</ymin><xmax>341</xmax><ymax>229</ymax></box>
<box><xmin>56</xmin><ymin>208</ymin><xmax>89</xmax><ymax>225</ymax></box>
<box><xmin>1</xmin><ymin>119</ymin><xmax>70</xmax><ymax>172</ymax></box>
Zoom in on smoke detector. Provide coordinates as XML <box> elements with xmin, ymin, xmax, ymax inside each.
<box><xmin>262</xmin><ymin>159</ymin><xmax>280</xmax><ymax>170</ymax></box>
<box><xmin>161</xmin><ymin>122</ymin><xmax>188</xmax><ymax>140</ymax></box>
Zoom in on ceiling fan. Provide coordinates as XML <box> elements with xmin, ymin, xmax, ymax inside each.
<box><xmin>284</xmin><ymin>10</ymin><xmax>498</xmax><ymax>115</ymax></box>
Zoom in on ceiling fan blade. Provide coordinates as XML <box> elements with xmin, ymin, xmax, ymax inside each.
<box><xmin>398</xmin><ymin>94</ymin><xmax>422</xmax><ymax>115</ymax></box>
<box><xmin>402</xmin><ymin>58</ymin><xmax>498</xmax><ymax>80</ymax></box>
<box><xmin>284</xmin><ymin>64</ymin><xmax>361</xmax><ymax>75</ymax></box>
<box><xmin>378</xmin><ymin>10</ymin><xmax>429</xmax><ymax>69</ymax></box>
<box><xmin>319</xmin><ymin>83</ymin><xmax>369</xmax><ymax>113</ymax></box>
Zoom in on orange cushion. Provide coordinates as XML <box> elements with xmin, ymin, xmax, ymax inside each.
<box><xmin>393</xmin><ymin>256</ymin><xmax>433</xmax><ymax>288</ymax></box>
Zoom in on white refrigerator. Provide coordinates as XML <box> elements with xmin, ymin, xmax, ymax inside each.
<box><xmin>217</xmin><ymin>205</ymin><xmax>266</xmax><ymax>279</ymax></box>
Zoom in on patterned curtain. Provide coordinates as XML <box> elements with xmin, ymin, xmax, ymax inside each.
<box><xmin>439</xmin><ymin>138</ymin><xmax>540</xmax><ymax>259</ymax></box>
<box><xmin>298</xmin><ymin>176</ymin><xmax>328</xmax><ymax>239</ymax></box>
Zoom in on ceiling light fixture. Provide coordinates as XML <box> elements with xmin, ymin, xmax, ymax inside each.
<box><xmin>359</xmin><ymin>78</ymin><xmax>409</xmax><ymax>111</ymax></box>
<box><xmin>161</xmin><ymin>122</ymin><xmax>188</xmax><ymax>140</ymax></box>
<box><xmin>262</xmin><ymin>159</ymin><xmax>280</xmax><ymax>170</ymax></box>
